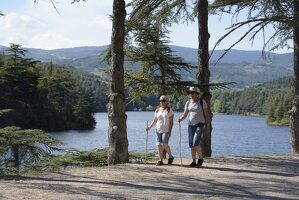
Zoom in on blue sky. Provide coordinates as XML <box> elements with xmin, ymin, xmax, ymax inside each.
<box><xmin>0</xmin><ymin>0</ymin><xmax>292</xmax><ymax>53</ymax></box>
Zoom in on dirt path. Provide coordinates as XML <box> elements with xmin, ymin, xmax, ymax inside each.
<box><xmin>1</xmin><ymin>155</ymin><xmax>299</xmax><ymax>200</ymax></box>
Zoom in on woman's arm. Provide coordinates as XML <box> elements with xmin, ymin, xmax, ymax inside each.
<box><xmin>168</xmin><ymin>114</ymin><xmax>174</xmax><ymax>137</ymax></box>
<box><xmin>146</xmin><ymin>117</ymin><xmax>158</xmax><ymax>131</ymax></box>
<box><xmin>178</xmin><ymin>109</ymin><xmax>189</xmax><ymax>123</ymax></box>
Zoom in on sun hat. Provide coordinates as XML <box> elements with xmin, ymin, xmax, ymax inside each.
<box><xmin>159</xmin><ymin>95</ymin><xmax>168</xmax><ymax>101</ymax></box>
<box><xmin>187</xmin><ymin>87</ymin><xmax>200</xmax><ymax>94</ymax></box>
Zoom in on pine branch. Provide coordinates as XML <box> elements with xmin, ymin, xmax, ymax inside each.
<box><xmin>210</xmin><ymin>15</ymin><xmax>292</xmax><ymax>65</ymax></box>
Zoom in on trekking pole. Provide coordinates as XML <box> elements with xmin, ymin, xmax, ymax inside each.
<box><xmin>145</xmin><ymin>120</ymin><xmax>149</xmax><ymax>163</ymax></box>
<box><xmin>179</xmin><ymin>122</ymin><xmax>182</xmax><ymax>166</ymax></box>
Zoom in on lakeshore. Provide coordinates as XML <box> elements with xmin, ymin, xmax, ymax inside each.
<box><xmin>1</xmin><ymin>154</ymin><xmax>298</xmax><ymax>200</ymax></box>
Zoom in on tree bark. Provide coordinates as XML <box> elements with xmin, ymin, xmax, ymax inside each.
<box><xmin>290</xmin><ymin>0</ymin><xmax>299</xmax><ymax>154</ymax></box>
<box><xmin>197</xmin><ymin>0</ymin><xmax>212</xmax><ymax>157</ymax></box>
<box><xmin>108</xmin><ymin>0</ymin><xmax>129</xmax><ymax>165</ymax></box>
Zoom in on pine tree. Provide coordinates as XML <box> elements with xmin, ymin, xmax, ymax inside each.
<box><xmin>0</xmin><ymin>43</ymin><xmax>39</xmax><ymax>110</ymax></box>
<box><xmin>211</xmin><ymin>0</ymin><xmax>299</xmax><ymax>153</ymax></box>
<box><xmin>0</xmin><ymin>126</ymin><xmax>60</xmax><ymax>172</ymax></box>
<box><xmin>129</xmin><ymin>0</ymin><xmax>213</xmax><ymax>156</ymax></box>
<box><xmin>125</xmin><ymin>21</ymin><xmax>194</xmax><ymax>101</ymax></box>
<box><xmin>107</xmin><ymin>0</ymin><xmax>129</xmax><ymax>165</ymax></box>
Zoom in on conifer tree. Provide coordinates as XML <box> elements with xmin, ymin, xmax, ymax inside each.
<box><xmin>129</xmin><ymin>0</ymin><xmax>213</xmax><ymax>156</ymax></box>
<box><xmin>0</xmin><ymin>126</ymin><xmax>60</xmax><ymax>172</ymax></box>
<box><xmin>211</xmin><ymin>0</ymin><xmax>299</xmax><ymax>153</ymax></box>
<box><xmin>0</xmin><ymin>43</ymin><xmax>39</xmax><ymax>110</ymax></box>
<box><xmin>107</xmin><ymin>0</ymin><xmax>129</xmax><ymax>165</ymax></box>
<box><xmin>125</xmin><ymin>21</ymin><xmax>194</xmax><ymax>101</ymax></box>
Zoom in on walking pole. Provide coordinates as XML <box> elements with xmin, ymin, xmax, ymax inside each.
<box><xmin>179</xmin><ymin>122</ymin><xmax>183</xmax><ymax>166</ymax></box>
<box><xmin>146</xmin><ymin>120</ymin><xmax>149</xmax><ymax>163</ymax></box>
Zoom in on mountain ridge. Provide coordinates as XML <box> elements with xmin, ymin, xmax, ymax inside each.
<box><xmin>0</xmin><ymin>44</ymin><xmax>293</xmax><ymax>64</ymax></box>
<box><xmin>0</xmin><ymin>44</ymin><xmax>293</xmax><ymax>88</ymax></box>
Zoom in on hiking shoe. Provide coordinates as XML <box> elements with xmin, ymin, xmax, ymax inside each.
<box><xmin>156</xmin><ymin>161</ymin><xmax>164</xmax><ymax>166</ymax></box>
<box><xmin>197</xmin><ymin>159</ymin><xmax>204</xmax><ymax>167</ymax></box>
<box><xmin>168</xmin><ymin>156</ymin><xmax>174</xmax><ymax>165</ymax></box>
<box><xmin>188</xmin><ymin>161</ymin><xmax>197</xmax><ymax>168</ymax></box>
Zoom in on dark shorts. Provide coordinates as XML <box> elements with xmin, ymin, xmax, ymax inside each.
<box><xmin>188</xmin><ymin>123</ymin><xmax>205</xmax><ymax>148</ymax></box>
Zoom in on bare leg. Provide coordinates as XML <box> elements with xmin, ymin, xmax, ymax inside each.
<box><xmin>158</xmin><ymin>145</ymin><xmax>164</xmax><ymax>161</ymax></box>
<box><xmin>191</xmin><ymin>147</ymin><xmax>196</xmax><ymax>162</ymax></box>
<box><xmin>194</xmin><ymin>145</ymin><xmax>203</xmax><ymax>159</ymax></box>
<box><xmin>163</xmin><ymin>144</ymin><xmax>173</xmax><ymax>158</ymax></box>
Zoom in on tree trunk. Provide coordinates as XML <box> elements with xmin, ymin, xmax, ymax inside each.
<box><xmin>197</xmin><ymin>0</ymin><xmax>212</xmax><ymax>157</ymax></box>
<box><xmin>290</xmin><ymin>0</ymin><xmax>299</xmax><ymax>154</ymax></box>
<box><xmin>108</xmin><ymin>0</ymin><xmax>129</xmax><ymax>165</ymax></box>
<box><xmin>12</xmin><ymin>145</ymin><xmax>20</xmax><ymax>171</ymax></box>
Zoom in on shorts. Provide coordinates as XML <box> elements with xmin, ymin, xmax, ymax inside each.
<box><xmin>156</xmin><ymin>132</ymin><xmax>169</xmax><ymax>146</ymax></box>
<box><xmin>188</xmin><ymin>123</ymin><xmax>205</xmax><ymax>148</ymax></box>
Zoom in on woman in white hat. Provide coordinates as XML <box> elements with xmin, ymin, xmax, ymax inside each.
<box><xmin>178</xmin><ymin>87</ymin><xmax>211</xmax><ymax>167</ymax></box>
<box><xmin>146</xmin><ymin>95</ymin><xmax>174</xmax><ymax>166</ymax></box>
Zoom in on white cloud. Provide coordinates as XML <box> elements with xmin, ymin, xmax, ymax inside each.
<box><xmin>89</xmin><ymin>15</ymin><xmax>111</xmax><ymax>30</ymax></box>
<box><xmin>0</xmin><ymin>12</ymin><xmax>46</xmax><ymax>46</ymax></box>
<box><xmin>0</xmin><ymin>0</ymin><xmax>292</xmax><ymax>53</ymax></box>
<box><xmin>29</xmin><ymin>33</ymin><xmax>94</xmax><ymax>49</ymax></box>
<box><xmin>0</xmin><ymin>0</ymin><xmax>114</xmax><ymax>49</ymax></box>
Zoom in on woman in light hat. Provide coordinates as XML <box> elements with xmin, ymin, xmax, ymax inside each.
<box><xmin>178</xmin><ymin>87</ymin><xmax>211</xmax><ymax>167</ymax></box>
<box><xmin>146</xmin><ymin>95</ymin><xmax>174</xmax><ymax>166</ymax></box>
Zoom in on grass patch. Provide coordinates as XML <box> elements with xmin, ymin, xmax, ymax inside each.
<box><xmin>1</xmin><ymin>148</ymin><xmax>158</xmax><ymax>175</ymax></box>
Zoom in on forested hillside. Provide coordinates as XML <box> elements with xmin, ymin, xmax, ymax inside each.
<box><xmin>211</xmin><ymin>77</ymin><xmax>293</xmax><ymax>125</ymax></box>
<box><xmin>0</xmin><ymin>44</ymin><xmax>293</xmax><ymax>126</ymax></box>
<box><xmin>0</xmin><ymin>45</ymin><xmax>108</xmax><ymax>131</ymax></box>
<box><xmin>0</xmin><ymin>45</ymin><xmax>293</xmax><ymax>88</ymax></box>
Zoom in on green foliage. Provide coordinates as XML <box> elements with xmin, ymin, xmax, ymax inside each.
<box><xmin>125</xmin><ymin>20</ymin><xmax>195</xmax><ymax>102</ymax></box>
<box><xmin>37</xmin><ymin>148</ymin><xmax>109</xmax><ymax>171</ymax></box>
<box><xmin>129</xmin><ymin>151</ymin><xmax>156</xmax><ymax>163</ymax></box>
<box><xmin>210</xmin><ymin>0</ymin><xmax>294</xmax><ymax>62</ymax></box>
<box><xmin>211</xmin><ymin>77</ymin><xmax>293</xmax><ymax>125</ymax></box>
<box><xmin>129</xmin><ymin>1</ymin><xmax>195</xmax><ymax>27</ymax></box>
<box><xmin>32</xmin><ymin>148</ymin><xmax>157</xmax><ymax>172</ymax></box>
<box><xmin>0</xmin><ymin>126</ymin><xmax>60</xmax><ymax>173</ymax></box>
<box><xmin>0</xmin><ymin>43</ymin><xmax>40</xmax><ymax>110</ymax></box>
<box><xmin>0</xmin><ymin>44</ymin><xmax>105</xmax><ymax>131</ymax></box>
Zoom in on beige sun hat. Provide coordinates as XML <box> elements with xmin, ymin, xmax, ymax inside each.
<box><xmin>159</xmin><ymin>95</ymin><xmax>168</xmax><ymax>101</ymax></box>
<box><xmin>187</xmin><ymin>87</ymin><xmax>200</xmax><ymax>94</ymax></box>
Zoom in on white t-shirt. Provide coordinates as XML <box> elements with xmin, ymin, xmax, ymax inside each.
<box><xmin>154</xmin><ymin>107</ymin><xmax>174</xmax><ymax>133</ymax></box>
<box><xmin>185</xmin><ymin>99</ymin><xmax>207</xmax><ymax>125</ymax></box>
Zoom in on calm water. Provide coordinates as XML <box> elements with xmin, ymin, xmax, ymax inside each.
<box><xmin>50</xmin><ymin>112</ymin><xmax>291</xmax><ymax>157</ymax></box>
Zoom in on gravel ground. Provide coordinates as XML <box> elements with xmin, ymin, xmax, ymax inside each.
<box><xmin>0</xmin><ymin>155</ymin><xmax>299</xmax><ymax>200</ymax></box>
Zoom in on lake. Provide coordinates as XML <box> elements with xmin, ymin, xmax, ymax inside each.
<box><xmin>49</xmin><ymin>112</ymin><xmax>291</xmax><ymax>157</ymax></box>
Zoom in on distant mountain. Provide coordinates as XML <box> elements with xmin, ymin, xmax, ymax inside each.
<box><xmin>0</xmin><ymin>45</ymin><xmax>107</xmax><ymax>60</ymax></box>
<box><xmin>1</xmin><ymin>44</ymin><xmax>292</xmax><ymax>64</ymax></box>
<box><xmin>0</xmin><ymin>44</ymin><xmax>294</xmax><ymax>88</ymax></box>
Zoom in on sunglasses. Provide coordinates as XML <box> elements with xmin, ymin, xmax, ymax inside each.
<box><xmin>188</xmin><ymin>92</ymin><xmax>196</xmax><ymax>94</ymax></box>
<box><xmin>160</xmin><ymin>99</ymin><xmax>166</xmax><ymax>102</ymax></box>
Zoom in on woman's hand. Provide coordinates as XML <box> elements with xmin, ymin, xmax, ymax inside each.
<box><xmin>178</xmin><ymin>117</ymin><xmax>183</xmax><ymax>123</ymax></box>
